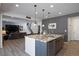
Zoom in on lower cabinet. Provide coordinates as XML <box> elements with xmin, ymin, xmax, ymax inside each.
<box><xmin>35</xmin><ymin>40</ymin><xmax>47</xmax><ymax>56</ymax></box>
<box><xmin>25</xmin><ymin>36</ymin><xmax>64</xmax><ymax>56</ymax></box>
<box><xmin>47</xmin><ymin>40</ymin><xmax>56</xmax><ymax>56</ymax></box>
<box><xmin>55</xmin><ymin>37</ymin><xmax>64</xmax><ymax>55</ymax></box>
<box><xmin>35</xmin><ymin>37</ymin><xmax>64</xmax><ymax>56</ymax></box>
<box><xmin>25</xmin><ymin>37</ymin><xmax>35</xmax><ymax>56</ymax></box>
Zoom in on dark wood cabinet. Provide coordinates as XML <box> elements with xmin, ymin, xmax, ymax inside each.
<box><xmin>47</xmin><ymin>37</ymin><xmax>64</xmax><ymax>56</ymax></box>
<box><xmin>35</xmin><ymin>36</ymin><xmax>64</xmax><ymax>56</ymax></box>
<box><xmin>47</xmin><ymin>40</ymin><xmax>55</xmax><ymax>56</ymax></box>
<box><xmin>55</xmin><ymin>37</ymin><xmax>64</xmax><ymax>55</ymax></box>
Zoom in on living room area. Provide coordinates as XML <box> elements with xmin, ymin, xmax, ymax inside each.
<box><xmin>2</xmin><ymin>14</ymin><xmax>42</xmax><ymax>46</ymax></box>
<box><xmin>0</xmin><ymin>14</ymin><xmax>42</xmax><ymax>55</ymax></box>
<box><xmin>0</xmin><ymin>3</ymin><xmax>43</xmax><ymax>56</ymax></box>
<box><xmin>2</xmin><ymin>16</ymin><xmax>26</xmax><ymax>47</ymax></box>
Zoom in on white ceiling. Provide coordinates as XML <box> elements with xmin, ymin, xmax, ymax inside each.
<box><xmin>1</xmin><ymin>3</ymin><xmax>79</xmax><ymax>20</ymax></box>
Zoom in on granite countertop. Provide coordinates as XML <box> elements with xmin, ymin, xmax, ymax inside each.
<box><xmin>25</xmin><ymin>34</ymin><xmax>63</xmax><ymax>42</ymax></box>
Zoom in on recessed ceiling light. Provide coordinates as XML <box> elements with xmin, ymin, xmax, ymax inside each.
<box><xmin>50</xmin><ymin>5</ymin><xmax>54</xmax><ymax>8</ymax></box>
<box><xmin>16</xmin><ymin>4</ymin><xmax>19</xmax><ymax>7</ymax></box>
<box><xmin>58</xmin><ymin>12</ymin><xmax>62</xmax><ymax>14</ymax></box>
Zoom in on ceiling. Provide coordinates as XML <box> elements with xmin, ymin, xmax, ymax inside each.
<box><xmin>1</xmin><ymin>3</ymin><xmax>79</xmax><ymax>20</ymax></box>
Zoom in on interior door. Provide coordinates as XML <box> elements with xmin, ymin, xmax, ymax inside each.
<box><xmin>68</xmin><ymin>17</ymin><xmax>74</xmax><ymax>41</ymax></box>
<box><xmin>68</xmin><ymin>16</ymin><xmax>79</xmax><ymax>41</ymax></box>
<box><xmin>72</xmin><ymin>17</ymin><xmax>79</xmax><ymax>40</ymax></box>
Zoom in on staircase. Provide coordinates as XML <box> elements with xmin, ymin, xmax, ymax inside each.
<box><xmin>27</xmin><ymin>23</ymin><xmax>33</xmax><ymax>34</ymax></box>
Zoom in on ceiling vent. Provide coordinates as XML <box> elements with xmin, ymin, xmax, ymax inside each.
<box><xmin>26</xmin><ymin>16</ymin><xmax>31</xmax><ymax>19</ymax></box>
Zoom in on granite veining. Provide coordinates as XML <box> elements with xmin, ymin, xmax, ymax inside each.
<box><xmin>25</xmin><ymin>34</ymin><xmax>63</xmax><ymax>42</ymax></box>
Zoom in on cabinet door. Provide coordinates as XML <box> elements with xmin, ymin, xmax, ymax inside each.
<box><xmin>35</xmin><ymin>40</ymin><xmax>47</xmax><ymax>56</ymax></box>
<box><xmin>47</xmin><ymin>40</ymin><xmax>55</xmax><ymax>56</ymax></box>
<box><xmin>55</xmin><ymin>37</ymin><xmax>64</xmax><ymax>54</ymax></box>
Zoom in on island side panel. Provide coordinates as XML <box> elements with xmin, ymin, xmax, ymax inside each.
<box><xmin>35</xmin><ymin>40</ymin><xmax>47</xmax><ymax>56</ymax></box>
<box><xmin>25</xmin><ymin>37</ymin><xmax>35</xmax><ymax>56</ymax></box>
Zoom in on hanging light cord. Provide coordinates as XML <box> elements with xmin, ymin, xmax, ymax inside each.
<box><xmin>34</xmin><ymin>5</ymin><xmax>37</xmax><ymax>24</ymax></box>
<box><xmin>42</xmin><ymin>9</ymin><xmax>45</xmax><ymax>27</ymax></box>
<box><xmin>42</xmin><ymin>9</ymin><xmax>45</xmax><ymax>19</ymax></box>
<box><xmin>48</xmin><ymin>12</ymin><xmax>51</xmax><ymax>18</ymax></box>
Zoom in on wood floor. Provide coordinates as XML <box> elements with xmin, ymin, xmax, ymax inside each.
<box><xmin>57</xmin><ymin>40</ymin><xmax>79</xmax><ymax>56</ymax></box>
<box><xmin>0</xmin><ymin>38</ymin><xmax>29</xmax><ymax>56</ymax></box>
<box><xmin>0</xmin><ymin>38</ymin><xmax>79</xmax><ymax>56</ymax></box>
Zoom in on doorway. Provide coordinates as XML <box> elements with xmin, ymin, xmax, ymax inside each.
<box><xmin>68</xmin><ymin>16</ymin><xmax>79</xmax><ymax>41</ymax></box>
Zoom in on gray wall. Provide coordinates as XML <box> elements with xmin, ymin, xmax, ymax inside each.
<box><xmin>42</xmin><ymin>13</ymin><xmax>79</xmax><ymax>42</ymax></box>
<box><xmin>42</xmin><ymin>16</ymin><xmax>68</xmax><ymax>41</ymax></box>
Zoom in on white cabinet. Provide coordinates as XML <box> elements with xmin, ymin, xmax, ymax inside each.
<box><xmin>25</xmin><ymin>37</ymin><xmax>35</xmax><ymax>56</ymax></box>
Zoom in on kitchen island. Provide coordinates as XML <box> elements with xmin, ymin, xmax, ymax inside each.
<box><xmin>25</xmin><ymin>34</ymin><xmax>64</xmax><ymax>56</ymax></box>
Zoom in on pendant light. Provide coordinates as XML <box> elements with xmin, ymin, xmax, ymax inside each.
<box><xmin>34</xmin><ymin>4</ymin><xmax>37</xmax><ymax>26</ymax></box>
<box><xmin>42</xmin><ymin>9</ymin><xmax>45</xmax><ymax>27</ymax></box>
